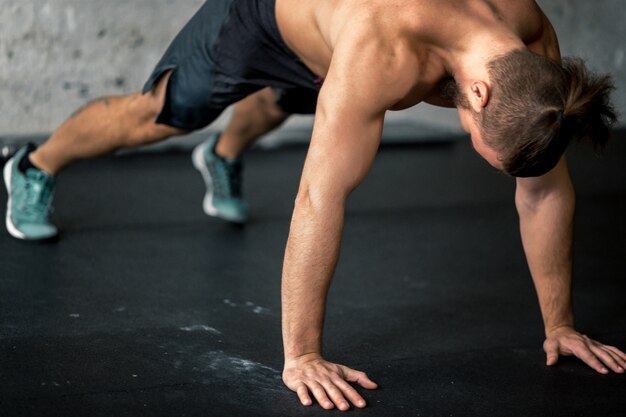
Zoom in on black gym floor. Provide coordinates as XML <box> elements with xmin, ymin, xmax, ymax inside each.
<box><xmin>1</xmin><ymin>132</ymin><xmax>625</xmax><ymax>417</ymax></box>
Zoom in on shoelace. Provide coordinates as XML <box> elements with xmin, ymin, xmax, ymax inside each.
<box><xmin>18</xmin><ymin>171</ymin><xmax>55</xmax><ymax>221</ymax></box>
<box><xmin>225</xmin><ymin>159</ymin><xmax>243</xmax><ymax>197</ymax></box>
<box><xmin>210</xmin><ymin>155</ymin><xmax>243</xmax><ymax>199</ymax></box>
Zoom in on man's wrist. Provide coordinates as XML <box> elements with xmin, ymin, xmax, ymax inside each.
<box><xmin>545</xmin><ymin>322</ymin><xmax>575</xmax><ymax>338</ymax></box>
<box><xmin>284</xmin><ymin>351</ymin><xmax>322</xmax><ymax>366</ymax></box>
<box><xmin>283</xmin><ymin>339</ymin><xmax>322</xmax><ymax>362</ymax></box>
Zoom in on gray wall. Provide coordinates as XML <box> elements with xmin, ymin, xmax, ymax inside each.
<box><xmin>0</xmin><ymin>0</ymin><xmax>624</xmax><ymax>144</ymax></box>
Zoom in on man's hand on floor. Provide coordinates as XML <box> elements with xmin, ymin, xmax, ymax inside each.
<box><xmin>283</xmin><ymin>353</ymin><xmax>378</xmax><ymax>411</ymax></box>
<box><xmin>544</xmin><ymin>326</ymin><xmax>626</xmax><ymax>374</ymax></box>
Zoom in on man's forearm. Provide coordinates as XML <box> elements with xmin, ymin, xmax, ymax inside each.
<box><xmin>517</xmin><ymin>174</ymin><xmax>575</xmax><ymax>336</ymax></box>
<box><xmin>282</xmin><ymin>190</ymin><xmax>345</xmax><ymax>360</ymax></box>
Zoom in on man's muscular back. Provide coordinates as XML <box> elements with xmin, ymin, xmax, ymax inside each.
<box><xmin>276</xmin><ymin>0</ymin><xmax>553</xmax><ymax>109</ymax></box>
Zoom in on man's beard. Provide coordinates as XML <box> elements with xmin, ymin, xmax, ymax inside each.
<box><xmin>439</xmin><ymin>77</ymin><xmax>470</xmax><ymax>109</ymax></box>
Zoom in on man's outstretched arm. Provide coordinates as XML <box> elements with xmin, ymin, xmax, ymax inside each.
<box><xmin>516</xmin><ymin>157</ymin><xmax>626</xmax><ymax>373</ymax></box>
<box><xmin>281</xmin><ymin>102</ymin><xmax>382</xmax><ymax>410</ymax></box>
<box><xmin>281</xmin><ymin>23</ymin><xmax>415</xmax><ymax>410</ymax></box>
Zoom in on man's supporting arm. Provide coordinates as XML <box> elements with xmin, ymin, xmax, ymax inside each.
<box><xmin>516</xmin><ymin>157</ymin><xmax>626</xmax><ymax>373</ymax></box>
<box><xmin>281</xmin><ymin>107</ymin><xmax>382</xmax><ymax>410</ymax></box>
<box><xmin>281</xmin><ymin>23</ymin><xmax>414</xmax><ymax>410</ymax></box>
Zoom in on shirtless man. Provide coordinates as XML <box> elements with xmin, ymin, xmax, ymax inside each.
<box><xmin>3</xmin><ymin>0</ymin><xmax>623</xmax><ymax>411</ymax></box>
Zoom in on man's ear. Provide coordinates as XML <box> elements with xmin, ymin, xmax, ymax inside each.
<box><xmin>469</xmin><ymin>81</ymin><xmax>490</xmax><ymax>112</ymax></box>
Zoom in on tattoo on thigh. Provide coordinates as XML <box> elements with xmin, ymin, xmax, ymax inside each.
<box><xmin>69</xmin><ymin>97</ymin><xmax>111</xmax><ymax>119</ymax></box>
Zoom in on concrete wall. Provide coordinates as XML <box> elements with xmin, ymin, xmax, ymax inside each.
<box><xmin>0</xmin><ymin>0</ymin><xmax>624</xmax><ymax>144</ymax></box>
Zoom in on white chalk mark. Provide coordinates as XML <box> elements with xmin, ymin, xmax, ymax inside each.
<box><xmin>179</xmin><ymin>325</ymin><xmax>221</xmax><ymax>335</ymax></box>
<box><xmin>223</xmin><ymin>299</ymin><xmax>271</xmax><ymax>315</ymax></box>
<box><xmin>204</xmin><ymin>350</ymin><xmax>279</xmax><ymax>374</ymax></box>
<box><xmin>196</xmin><ymin>351</ymin><xmax>283</xmax><ymax>393</ymax></box>
<box><xmin>69</xmin><ymin>314</ymin><xmax>80</xmax><ymax>318</ymax></box>
<box><xmin>253</xmin><ymin>306</ymin><xmax>270</xmax><ymax>314</ymax></box>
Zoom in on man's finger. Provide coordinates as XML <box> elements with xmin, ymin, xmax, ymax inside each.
<box><xmin>544</xmin><ymin>341</ymin><xmax>560</xmax><ymax>366</ymax></box>
<box><xmin>320</xmin><ymin>379</ymin><xmax>350</xmax><ymax>411</ymax></box>
<box><xmin>308</xmin><ymin>381</ymin><xmax>335</xmax><ymax>410</ymax></box>
<box><xmin>590</xmin><ymin>345</ymin><xmax>625</xmax><ymax>373</ymax></box>
<box><xmin>295</xmin><ymin>383</ymin><xmax>313</xmax><ymax>406</ymax></box>
<box><xmin>605</xmin><ymin>345</ymin><xmax>626</xmax><ymax>363</ymax></box>
<box><xmin>332</xmin><ymin>377</ymin><xmax>367</xmax><ymax>409</ymax></box>
<box><xmin>573</xmin><ymin>346</ymin><xmax>609</xmax><ymax>374</ymax></box>
<box><xmin>341</xmin><ymin>366</ymin><xmax>378</xmax><ymax>389</ymax></box>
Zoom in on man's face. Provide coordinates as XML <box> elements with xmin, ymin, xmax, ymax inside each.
<box><xmin>457</xmin><ymin>106</ymin><xmax>504</xmax><ymax>171</ymax></box>
<box><xmin>446</xmin><ymin>78</ymin><xmax>504</xmax><ymax>171</ymax></box>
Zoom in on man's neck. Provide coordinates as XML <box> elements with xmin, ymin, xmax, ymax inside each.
<box><xmin>445</xmin><ymin>31</ymin><xmax>526</xmax><ymax>87</ymax></box>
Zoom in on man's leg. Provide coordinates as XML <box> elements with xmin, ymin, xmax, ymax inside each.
<box><xmin>192</xmin><ymin>87</ymin><xmax>290</xmax><ymax>224</ymax></box>
<box><xmin>30</xmin><ymin>72</ymin><xmax>186</xmax><ymax>175</ymax></box>
<box><xmin>215</xmin><ymin>87</ymin><xmax>290</xmax><ymax>159</ymax></box>
<box><xmin>4</xmin><ymin>72</ymin><xmax>186</xmax><ymax>241</ymax></box>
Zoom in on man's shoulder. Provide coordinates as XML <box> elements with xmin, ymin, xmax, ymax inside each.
<box><xmin>494</xmin><ymin>0</ymin><xmax>548</xmax><ymax>44</ymax></box>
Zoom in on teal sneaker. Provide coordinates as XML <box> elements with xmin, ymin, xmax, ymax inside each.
<box><xmin>3</xmin><ymin>145</ymin><xmax>58</xmax><ymax>241</ymax></box>
<box><xmin>192</xmin><ymin>133</ymin><xmax>248</xmax><ymax>224</ymax></box>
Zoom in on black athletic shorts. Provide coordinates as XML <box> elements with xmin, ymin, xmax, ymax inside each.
<box><xmin>142</xmin><ymin>0</ymin><xmax>320</xmax><ymax>130</ymax></box>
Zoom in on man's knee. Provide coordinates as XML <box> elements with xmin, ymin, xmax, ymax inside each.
<box><xmin>130</xmin><ymin>70</ymin><xmax>174</xmax><ymax>123</ymax></box>
<box><xmin>124</xmin><ymin>91</ymin><xmax>187</xmax><ymax>147</ymax></box>
<box><xmin>252</xmin><ymin>88</ymin><xmax>290</xmax><ymax>122</ymax></box>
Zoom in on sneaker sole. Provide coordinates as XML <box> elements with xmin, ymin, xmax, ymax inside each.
<box><xmin>4</xmin><ymin>157</ymin><xmax>28</xmax><ymax>240</ymax></box>
<box><xmin>3</xmin><ymin>157</ymin><xmax>58</xmax><ymax>242</ymax></box>
<box><xmin>191</xmin><ymin>142</ymin><xmax>219</xmax><ymax>217</ymax></box>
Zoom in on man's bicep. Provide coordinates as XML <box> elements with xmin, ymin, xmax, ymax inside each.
<box><xmin>302</xmin><ymin>85</ymin><xmax>385</xmax><ymax>196</ymax></box>
<box><xmin>300</xmin><ymin>37</ymin><xmax>404</xmax><ymax>195</ymax></box>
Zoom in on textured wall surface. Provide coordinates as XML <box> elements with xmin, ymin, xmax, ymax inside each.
<box><xmin>0</xmin><ymin>0</ymin><xmax>624</xmax><ymax>141</ymax></box>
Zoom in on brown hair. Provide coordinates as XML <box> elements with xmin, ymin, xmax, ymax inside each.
<box><xmin>480</xmin><ymin>49</ymin><xmax>617</xmax><ymax>177</ymax></box>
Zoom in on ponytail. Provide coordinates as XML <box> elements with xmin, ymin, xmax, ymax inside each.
<box><xmin>561</xmin><ymin>57</ymin><xmax>617</xmax><ymax>150</ymax></box>
<box><xmin>481</xmin><ymin>50</ymin><xmax>618</xmax><ymax>177</ymax></box>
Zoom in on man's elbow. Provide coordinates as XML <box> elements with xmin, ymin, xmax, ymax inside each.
<box><xmin>294</xmin><ymin>182</ymin><xmax>348</xmax><ymax>215</ymax></box>
<box><xmin>515</xmin><ymin>181</ymin><xmax>575</xmax><ymax>215</ymax></box>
